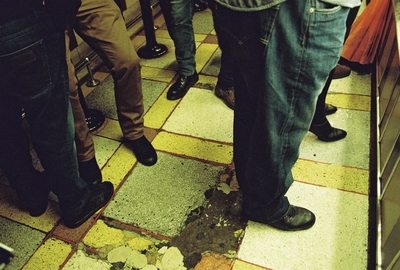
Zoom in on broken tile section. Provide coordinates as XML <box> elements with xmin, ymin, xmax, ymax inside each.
<box><xmin>194</xmin><ymin>253</ymin><xmax>232</xmax><ymax>270</ymax></box>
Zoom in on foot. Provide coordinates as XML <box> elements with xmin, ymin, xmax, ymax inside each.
<box><xmin>324</xmin><ymin>103</ymin><xmax>337</xmax><ymax>115</ymax></box>
<box><xmin>332</xmin><ymin>64</ymin><xmax>351</xmax><ymax>79</ymax></box>
<box><xmin>24</xmin><ymin>171</ymin><xmax>51</xmax><ymax>217</ymax></box>
<box><xmin>126</xmin><ymin>136</ymin><xmax>157</xmax><ymax>166</ymax></box>
<box><xmin>215</xmin><ymin>86</ymin><xmax>235</xmax><ymax>110</ymax></box>
<box><xmin>194</xmin><ymin>0</ymin><xmax>208</xmax><ymax>12</ymax></box>
<box><xmin>167</xmin><ymin>72</ymin><xmax>199</xmax><ymax>100</ymax></box>
<box><xmin>63</xmin><ymin>181</ymin><xmax>114</xmax><ymax>228</ymax></box>
<box><xmin>266</xmin><ymin>205</ymin><xmax>316</xmax><ymax>231</ymax></box>
<box><xmin>78</xmin><ymin>156</ymin><xmax>102</xmax><ymax>185</ymax></box>
<box><xmin>309</xmin><ymin>121</ymin><xmax>347</xmax><ymax>142</ymax></box>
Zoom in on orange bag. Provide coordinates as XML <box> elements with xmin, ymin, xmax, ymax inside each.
<box><xmin>341</xmin><ymin>0</ymin><xmax>392</xmax><ymax>65</ymax></box>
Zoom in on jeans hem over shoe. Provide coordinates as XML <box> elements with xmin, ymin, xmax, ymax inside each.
<box><xmin>159</xmin><ymin>0</ymin><xmax>197</xmax><ymax>76</ymax></box>
<box><xmin>216</xmin><ymin>1</ymin><xmax>349</xmax><ymax>223</ymax></box>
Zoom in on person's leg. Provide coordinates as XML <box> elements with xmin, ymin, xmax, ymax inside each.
<box><xmin>0</xmin><ymin>97</ymin><xmax>49</xmax><ymax>217</ymax></box>
<box><xmin>159</xmin><ymin>0</ymin><xmax>199</xmax><ymax>100</ymax></box>
<box><xmin>0</xmin><ymin>8</ymin><xmax>88</xmax><ymax>214</ymax></box>
<box><xmin>310</xmin><ymin>69</ymin><xmax>347</xmax><ymax>141</ymax></box>
<box><xmin>72</xmin><ymin>0</ymin><xmax>157</xmax><ymax>166</ymax></box>
<box><xmin>209</xmin><ymin>0</ymin><xmax>235</xmax><ymax>109</ymax></box>
<box><xmin>160</xmin><ymin>0</ymin><xmax>196</xmax><ymax>76</ymax></box>
<box><xmin>217</xmin><ymin>1</ymin><xmax>349</xmax><ymax>230</ymax></box>
<box><xmin>0</xmin><ymin>7</ymin><xmax>113</xmax><ymax>227</ymax></box>
<box><xmin>66</xmin><ymin>31</ymin><xmax>102</xmax><ymax>184</ymax></box>
<box><xmin>24</xmin><ymin>19</ymin><xmax>114</xmax><ymax>228</ymax></box>
<box><xmin>310</xmin><ymin>5</ymin><xmax>360</xmax><ymax>142</ymax></box>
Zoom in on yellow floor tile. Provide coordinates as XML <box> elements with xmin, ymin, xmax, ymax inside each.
<box><xmin>199</xmin><ymin>74</ymin><xmax>218</xmax><ymax>87</ymax></box>
<box><xmin>23</xmin><ymin>238</ymin><xmax>72</xmax><ymax>270</ymax></box>
<box><xmin>101</xmin><ymin>145</ymin><xmax>137</xmax><ymax>187</ymax></box>
<box><xmin>196</xmin><ymin>43</ymin><xmax>219</xmax><ymax>72</ymax></box>
<box><xmin>293</xmin><ymin>159</ymin><xmax>369</xmax><ymax>194</ymax></box>
<box><xmin>144</xmin><ymin>94</ymin><xmax>179</xmax><ymax>129</ymax></box>
<box><xmin>326</xmin><ymin>93</ymin><xmax>370</xmax><ymax>111</ymax></box>
<box><xmin>194</xmin><ymin>33</ymin><xmax>208</xmax><ymax>43</ymax></box>
<box><xmin>232</xmin><ymin>260</ymin><xmax>270</xmax><ymax>270</ymax></box>
<box><xmin>95</xmin><ymin>119</ymin><xmax>124</xmax><ymax>141</ymax></box>
<box><xmin>141</xmin><ymin>66</ymin><xmax>177</xmax><ymax>82</ymax></box>
<box><xmin>0</xmin><ymin>186</ymin><xmax>60</xmax><ymax>232</ymax></box>
<box><xmin>83</xmin><ymin>220</ymin><xmax>126</xmax><ymax>249</ymax></box>
<box><xmin>152</xmin><ymin>131</ymin><xmax>233</xmax><ymax>164</ymax></box>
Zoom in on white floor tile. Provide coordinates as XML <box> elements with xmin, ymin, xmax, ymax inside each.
<box><xmin>163</xmin><ymin>87</ymin><xmax>234</xmax><ymax>143</ymax></box>
<box><xmin>238</xmin><ymin>182</ymin><xmax>369</xmax><ymax>270</ymax></box>
<box><xmin>329</xmin><ymin>73</ymin><xmax>371</xmax><ymax>95</ymax></box>
<box><xmin>300</xmin><ymin>109</ymin><xmax>370</xmax><ymax>169</ymax></box>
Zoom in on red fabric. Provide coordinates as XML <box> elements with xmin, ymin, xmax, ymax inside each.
<box><xmin>341</xmin><ymin>0</ymin><xmax>392</xmax><ymax>65</ymax></box>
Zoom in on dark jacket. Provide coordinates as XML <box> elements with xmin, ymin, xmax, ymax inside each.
<box><xmin>0</xmin><ymin>0</ymin><xmax>81</xmax><ymax>30</ymax></box>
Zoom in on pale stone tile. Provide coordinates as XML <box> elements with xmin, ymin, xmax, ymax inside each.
<box><xmin>329</xmin><ymin>72</ymin><xmax>371</xmax><ymax>96</ymax></box>
<box><xmin>103</xmin><ymin>152</ymin><xmax>221</xmax><ymax>237</ymax></box>
<box><xmin>238</xmin><ymin>182</ymin><xmax>369</xmax><ymax>270</ymax></box>
<box><xmin>0</xmin><ymin>217</ymin><xmax>46</xmax><ymax>270</ymax></box>
<box><xmin>300</xmin><ymin>109</ymin><xmax>370</xmax><ymax>169</ymax></box>
<box><xmin>162</xmin><ymin>87</ymin><xmax>233</xmax><ymax>143</ymax></box>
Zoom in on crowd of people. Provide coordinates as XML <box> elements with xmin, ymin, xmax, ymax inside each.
<box><xmin>0</xmin><ymin>0</ymin><xmax>360</xmax><ymax>231</ymax></box>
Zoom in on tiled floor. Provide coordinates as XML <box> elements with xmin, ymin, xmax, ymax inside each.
<box><xmin>0</xmin><ymin>8</ymin><xmax>373</xmax><ymax>270</ymax></box>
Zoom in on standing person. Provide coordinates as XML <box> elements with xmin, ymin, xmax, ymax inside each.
<box><xmin>159</xmin><ymin>0</ymin><xmax>199</xmax><ymax>100</ymax></box>
<box><xmin>0</xmin><ymin>0</ymin><xmax>114</xmax><ymax>228</ymax></box>
<box><xmin>309</xmin><ymin>69</ymin><xmax>348</xmax><ymax>142</ymax></box>
<box><xmin>309</xmin><ymin>6</ymin><xmax>360</xmax><ymax>142</ymax></box>
<box><xmin>68</xmin><ymin>0</ymin><xmax>158</xmax><ymax>185</ymax></box>
<box><xmin>208</xmin><ymin>1</ymin><xmax>235</xmax><ymax>110</ymax></box>
<box><xmin>212</xmin><ymin>0</ymin><xmax>360</xmax><ymax>231</ymax></box>
<box><xmin>159</xmin><ymin>0</ymin><xmax>235</xmax><ymax>106</ymax></box>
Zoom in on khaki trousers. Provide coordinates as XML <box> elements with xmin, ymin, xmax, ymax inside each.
<box><xmin>67</xmin><ymin>0</ymin><xmax>144</xmax><ymax>162</ymax></box>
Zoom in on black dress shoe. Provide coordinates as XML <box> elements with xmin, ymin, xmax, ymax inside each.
<box><xmin>267</xmin><ymin>205</ymin><xmax>316</xmax><ymax>231</ymax></box>
<box><xmin>309</xmin><ymin>121</ymin><xmax>347</xmax><ymax>142</ymax></box>
<box><xmin>167</xmin><ymin>72</ymin><xmax>199</xmax><ymax>100</ymax></box>
<box><xmin>126</xmin><ymin>136</ymin><xmax>157</xmax><ymax>166</ymax></box>
<box><xmin>194</xmin><ymin>0</ymin><xmax>208</xmax><ymax>12</ymax></box>
<box><xmin>325</xmin><ymin>103</ymin><xmax>337</xmax><ymax>115</ymax></box>
<box><xmin>63</xmin><ymin>181</ymin><xmax>114</xmax><ymax>228</ymax></box>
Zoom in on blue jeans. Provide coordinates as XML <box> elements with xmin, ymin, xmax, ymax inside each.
<box><xmin>0</xmin><ymin>6</ymin><xmax>89</xmax><ymax>218</ymax></box>
<box><xmin>160</xmin><ymin>0</ymin><xmax>197</xmax><ymax>76</ymax></box>
<box><xmin>216</xmin><ymin>1</ymin><xmax>349</xmax><ymax>222</ymax></box>
<box><xmin>209</xmin><ymin>1</ymin><xmax>234</xmax><ymax>90</ymax></box>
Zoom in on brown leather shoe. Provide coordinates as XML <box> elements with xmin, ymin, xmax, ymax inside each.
<box><xmin>215</xmin><ymin>86</ymin><xmax>235</xmax><ymax>110</ymax></box>
<box><xmin>332</xmin><ymin>64</ymin><xmax>351</xmax><ymax>79</ymax></box>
